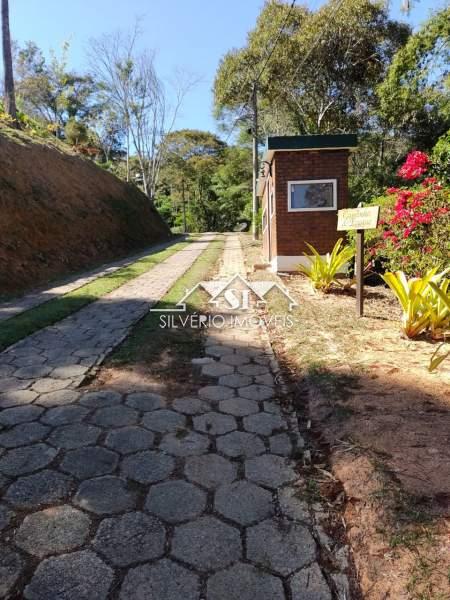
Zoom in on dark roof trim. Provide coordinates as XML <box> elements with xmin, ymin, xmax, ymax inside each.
<box><xmin>266</xmin><ymin>134</ymin><xmax>358</xmax><ymax>151</ymax></box>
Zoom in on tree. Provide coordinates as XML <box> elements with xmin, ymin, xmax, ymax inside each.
<box><xmin>89</xmin><ymin>29</ymin><xmax>194</xmax><ymax>200</ymax></box>
<box><xmin>377</xmin><ymin>6</ymin><xmax>450</xmax><ymax>149</ymax></box>
<box><xmin>214</xmin><ymin>0</ymin><xmax>410</xmax><ymax>136</ymax></box>
<box><xmin>1</xmin><ymin>0</ymin><xmax>17</xmax><ymax>123</ymax></box>
<box><xmin>157</xmin><ymin>129</ymin><xmax>226</xmax><ymax>230</ymax></box>
<box><xmin>15</xmin><ymin>41</ymin><xmax>97</xmax><ymax>135</ymax></box>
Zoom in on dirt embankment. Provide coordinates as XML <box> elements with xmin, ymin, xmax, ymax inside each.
<box><xmin>0</xmin><ymin>127</ymin><xmax>170</xmax><ymax>296</ymax></box>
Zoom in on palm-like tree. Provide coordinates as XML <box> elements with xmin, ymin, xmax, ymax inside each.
<box><xmin>2</xmin><ymin>0</ymin><xmax>17</xmax><ymax>123</ymax></box>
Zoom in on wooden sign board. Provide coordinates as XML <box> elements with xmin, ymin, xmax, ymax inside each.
<box><xmin>337</xmin><ymin>206</ymin><xmax>380</xmax><ymax>231</ymax></box>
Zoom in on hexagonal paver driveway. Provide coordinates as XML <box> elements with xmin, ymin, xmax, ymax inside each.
<box><xmin>0</xmin><ymin>234</ymin><xmax>330</xmax><ymax>599</ymax></box>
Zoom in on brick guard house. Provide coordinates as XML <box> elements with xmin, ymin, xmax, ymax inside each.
<box><xmin>257</xmin><ymin>134</ymin><xmax>358</xmax><ymax>272</ymax></box>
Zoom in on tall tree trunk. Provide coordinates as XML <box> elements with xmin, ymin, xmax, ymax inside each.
<box><xmin>1</xmin><ymin>0</ymin><xmax>18</xmax><ymax>125</ymax></box>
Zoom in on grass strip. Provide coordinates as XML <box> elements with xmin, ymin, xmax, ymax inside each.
<box><xmin>0</xmin><ymin>239</ymin><xmax>191</xmax><ymax>351</ymax></box>
<box><xmin>110</xmin><ymin>237</ymin><xmax>225</xmax><ymax>366</ymax></box>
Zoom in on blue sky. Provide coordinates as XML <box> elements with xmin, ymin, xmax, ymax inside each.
<box><xmin>7</xmin><ymin>0</ymin><xmax>442</xmax><ymax>135</ymax></box>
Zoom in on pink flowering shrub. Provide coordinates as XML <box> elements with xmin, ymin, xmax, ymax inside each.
<box><xmin>363</xmin><ymin>151</ymin><xmax>450</xmax><ymax>276</ymax></box>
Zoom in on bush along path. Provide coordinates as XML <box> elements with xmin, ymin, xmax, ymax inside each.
<box><xmin>0</xmin><ymin>232</ymin><xmax>338</xmax><ymax>599</ymax></box>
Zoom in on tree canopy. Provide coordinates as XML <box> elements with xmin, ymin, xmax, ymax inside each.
<box><xmin>214</xmin><ymin>0</ymin><xmax>410</xmax><ymax>136</ymax></box>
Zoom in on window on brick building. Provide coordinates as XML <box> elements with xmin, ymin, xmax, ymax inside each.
<box><xmin>288</xmin><ymin>179</ymin><xmax>337</xmax><ymax>212</ymax></box>
<box><xmin>269</xmin><ymin>191</ymin><xmax>274</xmax><ymax>216</ymax></box>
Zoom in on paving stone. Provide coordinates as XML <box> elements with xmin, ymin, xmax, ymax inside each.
<box><xmin>48</xmin><ymin>423</ymin><xmax>101</xmax><ymax>449</ymax></box>
<box><xmin>0</xmin><ymin>404</ymin><xmax>44</xmax><ymax>426</ymax></box>
<box><xmin>237</xmin><ymin>363</ymin><xmax>269</xmax><ymax>376</ymax></box>
<box><xmin>40</xmin><ymin>404</ymin><xmax>90</xmax><ymax>426</ymax></box>
<box><xmin>206</xmin><ymin>345</ymin><xmax>234</xmax><ymax>358</ymax></box>
<box><xmin>0</xmin><ymin>443</ymin><xmax>57</xmax><ymax>476</ymax></box>
<box><xmin>215</xmin><ymin>481</ymin><xmax>274</xmax><ymax>525</ymax></box>
<box><xmin>24</xmin><ymin>550</ymin><xmax>113</xmax><ymax>600</ymax></box>
<box><xmin>32</xmin><ymin>378</ymin><xmax>71</xmax><ymax>393</ymax></box>
<box><xmin>193</xmin><ymin>411</ymin><xmax>237</xmax><ymax>435</ymax></box>
<box><xmin>255</xmin><ymin>373</ymin><xmax>276</xmax><ymax>386</ymax></box>
<box><xmin>5</xmin><ymin>469</ymin><xmax>73</xmax><ymax>509</ymax></box>
<box><xmin>51</xmin><ymin>364</ymin><xmax>88</xmax><ymax>379</ymax></box>
<box><xmin>145</xmin><ymin>480</ymin><xmax>206</xmax><ymax>523</ymax></box>
<box><xmin>91</xmin><ymin>405</ymin><xmax>139</xmax><ymax>428</ymax></box>
<box><xmin>74</xmin><ymin>476</ymin><xmax>137</xmax><ymax>514</ymax></box>
<box><xmin>207</xmin><ymin>562</ymin><xmax>284</xmax><ymax>600</ymax></box>
<box><xmin>270</xmin><ymin>433</ymin><xmax>293</xmax><ymax>456</ymax></box>
<box><xmin>191</xmin><ymin>356</ymin><xmax>214</xmax><ymax>365</ymax></box>
<box><xmin>93</xmin><ymin>512</ymin><xmax>166</xmax><ymax>566</ymax></box>
<box><xmin>198</xmin><ymin>385</ymin><xmax>234</xmax><ymax>402</ymax></box>
<box><xmin>239</xmin><ymin>384</ymin><xmax>275</xmax><ymax>401</ymax></box>
<box><xmin>290</xmin><ymin>563</ymin><xmax>332</xmax><ymax>600</ymax></box>
<box><xmin>172</xmin><ymin>396</ymin><xmax>209</xmax><ymax>415</ymax></box>
<box><xmin>15</xmin><ymin>505</ymin><xmax>91</xmax><ymax>558</ymax></box>
<box><xmin>217</xmin><ymin>431</ymin><xmax>265</xmax><ymax>458</ymax></box>
<box><xmin>125</xmin><ymin>391</ymin><xmax>166</xmax><ymax>411</ymax></box>
<box><xmin>0</xmin><ymin>389</ymin><xmax>39</xmax><ymax>408</ymax></box>
<box><xmin>14</xmin><ymin>365</ymin><xmax>52</xmax><ymax>379</ymax></box>
<box><xmin>219</xmin><ymin>397</ymin><xmax>259</xmax><ymax>417</ymax></box>
<box><xmin>245</xmin><ymin>455</ymin><xmax>297</xmax><ymax>488</ymax></box>
<box><xmin>121</xmin><ymin>450</ymin><xmax>175</xmax><ymax>484</ymax></box>
<box><xmin>79</xmin><ymin>389</ymin><xmax>123</xmax><ymax>408</ymax></box>
<box><xmin>142</xmin><ymin>409</ymin><xmax>186</xmax><ymax>433</ymax></box>
<box><xmin>278</xmin><ymin>487</ymin><xmax>310</xmax><ymax>521</ymax></box>
<box><xmin>218</xmin><ymin>373</ymin><xmax>252</xmax><ymax>388</ymax></box>
<box><xmin>119</xmin><ymin>559</ymin><xmax>199</xmax><ymax>600</ymax></box>
<box><xmin>220</xmin><ymin>353</ymin><xmax>251</xmax><ymax>366</ymax></box>
<box><xmin>185</xmin><ymin>454</ymin><xmax>237</xmax><ymax>489</ymax></box>
<box><xmin>36</xmin><ymin>389</ymin><xmax>80</xmax><ymax>407</ymax></box>
<box><xmin>0</xmin><ymin>547</ymin><xmax>24</xmax><ymax>597</ymax></box>
<box><xmin>11</xmin><ymin>354</ymin><xmax>46</xmax><ymax>368</ymax></box>
<box><xmin>201</xmin><ymin>362</ymin><xmax>234</xmax><ymax>377</ymax></box>
<box><xmin>0</xmin><ymin>364</ymin><xmax>14</xmax><ymax>377</ymax></box>
<box><xmin>171</xmin><ymin>516</ymin><xmax>242</xmax><ymax>571</ymax></box>
<box><xmin>0</xmin><ymin>504</ymin><xmax>13</xmax><ymax>531</ymax></box>
<box><xmin>247</xmin><ymin>518</ymin><xmax>316</xmax><ymax>576</ymax></box>
<box><xmin>0</xmin><ymin>422</ymin><xmax>50</xmax><ymax>448</ymax></box>
<box><xmin>60</xmin><ymin>446</ymin><xmax>119</xmax><ymax>479</ymax></box>
<box><xmin>243</xmin><ymin>413</ymin><xmax>287</xmax><ymax>436</ymax></box>
<box><xmin>105</xmin><ymin>426</ymin><xmax>155</xmax><ymax>454</ymax></box>
<box><xmin>0</xmin><ymin>377</ymin><xmax>30</xmax><ymax>392</ymax></box>
<box><xmin>253</xmin><ymin>355</ymin><xmax>272</xmax><ymax>366</ymax></box>
<box><xmin>264</xmin><ymin>401</ymin><xmax>282</xmax><ymax>415</ymax></box>
<box><xmin>160</xmin><ymin>431</ymin><xmax>210</xmax><ymax>457</ymax></box>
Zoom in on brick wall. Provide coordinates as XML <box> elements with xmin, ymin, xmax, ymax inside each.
<box><xmin>273</xmin><ymin>149</ymin><xmax>349</xmax><ymax>257</ymax></box>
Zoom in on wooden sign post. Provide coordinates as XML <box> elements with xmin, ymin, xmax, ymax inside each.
<box><xmin>337</xmin><ymin>204</ymin><xmax>380</xmax><ymax>317</ymax></box>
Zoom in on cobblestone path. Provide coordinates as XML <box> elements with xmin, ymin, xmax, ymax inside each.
<box><xmin>0</xmin><ymin>238</ymin><xmax>178</xmax><ymax>323</ymax></box>
<box><xmin>0</xmin><ymin>233</ymin><xmax>332</xmax><ymax>599</ymax></box>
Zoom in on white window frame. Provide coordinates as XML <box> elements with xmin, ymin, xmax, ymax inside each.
<box><xmin>288</xmin><ymin>179</ymin><xmax>337</xmax><ymax>212</ymax></box>
<box><xmin>269</xmin><ymin>189</ymin><xmax>275</xmax><ymax>217</ymax></box>
<box><xmin>262</xmin><ymin>207</ymin><xmax>268</xmax><ymax>233</ymax></box>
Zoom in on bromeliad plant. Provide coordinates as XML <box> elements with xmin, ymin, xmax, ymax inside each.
<box><xmin>382</xmin><ymin>268</ymin><xmax>450</xmax><ymax>339</ymax></box>
<box><xmin>298</xmin><ymin>239</ymin><xmax>355</xmax><ymax>293</ymax></box>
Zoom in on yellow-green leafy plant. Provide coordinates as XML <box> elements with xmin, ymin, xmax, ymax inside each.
<box><xmin>428</xmin><ymin>342</ymin><xmax>450</xmax><ymax>372</ymax></box>
<box><xmin>297</xmin><ymin>238</ymin><xmax>355</xmax><ymax>293</ymax></box>
<box><xmin>424</xmin><ymin>279</ymin><xmax>450</xmax><ymax>339</ymax></box>
<box><xmin>381</xmin><ymin>268</ymin><xmax>448</xmax><ymax>338</ymax></box>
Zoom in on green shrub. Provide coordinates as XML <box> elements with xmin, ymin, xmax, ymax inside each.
<box><xmin>64</xmin><ymin>118</ymin><xmax>88</xmax><ymax>146</ymax></box>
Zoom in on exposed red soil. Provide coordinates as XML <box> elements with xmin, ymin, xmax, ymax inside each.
<box><xmin>0</xmin><ymin>126</ymin><xmax>170</xmax><ymax>296</ymax></box>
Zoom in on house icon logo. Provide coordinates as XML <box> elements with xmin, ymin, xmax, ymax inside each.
<box><xmin>151</xmin><ymin>273</ymin><xmax>298</xmax><ymax>313</ymax></box>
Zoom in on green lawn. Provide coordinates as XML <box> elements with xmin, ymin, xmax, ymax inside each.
<box><xmin>0</xmin><ymin>239</ymin><xmax>191</xmax><ymax>351</ymax></box>
<box><xmin>109</xmin><ymin>237</ymin><xmax>224</xmax><ymax>366</ymax></box>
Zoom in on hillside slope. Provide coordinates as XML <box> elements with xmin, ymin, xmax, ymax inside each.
<box><xmin>0</xmin><ymin>127</ymin><xmax>171</xmax><ymax>296</ymax></box>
